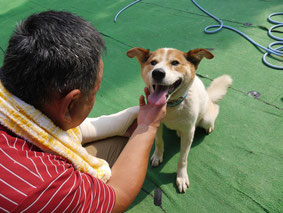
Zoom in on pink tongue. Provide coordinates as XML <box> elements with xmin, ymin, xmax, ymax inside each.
<box><xmin>148</xmin><ymin>85</ymin><xmax>168</xmax><ymax>106</ymax></box>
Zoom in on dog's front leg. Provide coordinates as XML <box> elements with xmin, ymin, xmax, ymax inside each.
<box><xmin>151</xmin><ymin>123</ymin><xmax>164</xmax><ymax>167</ymax></box>
<box><xmin>176</xmin><ymin>126</ymin><xmax>195</xmax><ymax>193</ymax></box>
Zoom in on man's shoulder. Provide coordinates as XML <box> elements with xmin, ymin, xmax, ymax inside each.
<box><xmin>0</xmin><ymin>125</ymin><xmax>74</xmax><ymax>186</ymax></box>
<box><xmin>0</xmin><ymin>126</ymin><xmax>115</xmax><ymax>212</ymax></box>
<box><xmin>0</xmin><ymin>126</ymin><xmax>74</xmax><ymax>211</ymax></box>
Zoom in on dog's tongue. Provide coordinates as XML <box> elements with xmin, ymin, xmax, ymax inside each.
<box><xmin>148</xmin><ymin>85</ymin><xmax>168</xmax><ymax>106</ymax></box>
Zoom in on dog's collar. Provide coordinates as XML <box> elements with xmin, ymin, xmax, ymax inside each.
<box><xmin>167</xmin><ymin>90</ymin><xmax>189</xmax><ymax>107</ymax></box>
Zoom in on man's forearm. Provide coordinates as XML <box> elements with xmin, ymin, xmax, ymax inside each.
<box><xmin>79</xmin><ymin>106</ymin><xmax>139</xmax><ymax>144</ymax></box>
<box><xmin>107</xmin><ymin>125</ymin><xmax>157</xmax><ymax>212</ymax></box>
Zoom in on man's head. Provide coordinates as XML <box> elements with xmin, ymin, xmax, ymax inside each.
<box><xmin>0</xmin><ymin>11</ymin><xmax>106</xmax><ymax>130</ymax></box>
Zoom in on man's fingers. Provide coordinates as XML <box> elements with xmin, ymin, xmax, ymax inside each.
<box><xmin>144</xmin><ymin>87</ymin><xmax>150</xmax><ymax>100</ymax></box>
<box><xmin>141</xmin><ymin>87</ymin><xmax>150</xmax><ymax>106</ymax></box>
<box><xmin>139</xmin><ymin>95</ymin><xmax>145</xmax><ymax>106</ymax></box>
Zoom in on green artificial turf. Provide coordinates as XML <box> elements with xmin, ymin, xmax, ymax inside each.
<box><xmin>0</xmin><ymin>0</ymin><xmax>282</xmax><ymax>212</ymax></box>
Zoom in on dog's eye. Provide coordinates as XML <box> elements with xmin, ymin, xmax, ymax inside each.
<box><xmin>171</xmin><ymin>60</ymin><xmax>180</xmax><ymax>66</ymax></box>
<box><xmin>151</xmin><ymin>60</ymin><xmax>157</xmax><ymax>66</ymax></box>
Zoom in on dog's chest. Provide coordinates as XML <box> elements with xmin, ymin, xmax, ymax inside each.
<box><xmin>162</xmin><ymin>100</ymin><xmax>197</xmax><ymax>130</ymax></box>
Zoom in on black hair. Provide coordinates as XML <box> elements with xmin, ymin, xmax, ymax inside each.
<box><xmin>0</xmin><ymin>10</ymin><xmax>105</xmax><ymax>108</ymax></box>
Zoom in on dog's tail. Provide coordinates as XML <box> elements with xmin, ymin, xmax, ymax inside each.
<box><xmin>207</xmin><ymin>75</ymin><xmax>232</xmax><ymax>103</ymax></box>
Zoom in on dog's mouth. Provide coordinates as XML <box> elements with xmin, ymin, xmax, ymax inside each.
<box><xmin>148</xmin><ymin>79</ymin><xmax>182</xmax><ymax>106</ymax></box>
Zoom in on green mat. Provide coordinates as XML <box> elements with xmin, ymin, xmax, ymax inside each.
<box><xmin>1</xmin><ymin>0</ymin><xmax>282</xmax><ymax>212</ymax></box>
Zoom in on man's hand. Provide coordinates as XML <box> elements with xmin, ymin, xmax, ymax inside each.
<box><xmin>123</xmin><ymin>88</ymin><xmax>166</xmax><ymax>137</ymax></box>
<box><xmin>138</xmin><ymin>87</ymin><xmax>166</xmax><ymax>129</ymax></box>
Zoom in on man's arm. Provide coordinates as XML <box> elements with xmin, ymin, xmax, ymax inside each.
<box><xmin>107</xmin><ymin>88</ymin><xmax>166</xmax><ymax>212</ymax></box>
<box><xmin>79</xmin><ymin>106</ymin><xmax>139</xmax><ymax>144</ymax></box>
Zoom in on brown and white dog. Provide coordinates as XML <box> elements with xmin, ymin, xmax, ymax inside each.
<box><xmin>127</xmin><ymin>47</ymin><xmax>232</xmax><ymax>192</ymax></box>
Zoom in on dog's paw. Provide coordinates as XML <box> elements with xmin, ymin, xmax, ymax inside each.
<box><xmin>206</xmin><ymin>127</ymin><xmax>214</xmax><ymax>134</ymax></box>
<box><xmin>176</xmin><ymin>173</ymin><xmax>190</xmax><ymax>193</ymax></box>
<box><xmin>151</xmin><ymin>152</ymin><xmax>163</xmax><ymax>167</ymax></box>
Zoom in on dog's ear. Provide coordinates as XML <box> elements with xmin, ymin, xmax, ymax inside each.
<box><xmin>186</xmin><ymin>49</ymin><xmax>214</xmax><ymax>69</ymax></box>
<box><xmin>127</xmin><ymin>47</ymin><xmax>151</xmax><ymax>64</ymax></box>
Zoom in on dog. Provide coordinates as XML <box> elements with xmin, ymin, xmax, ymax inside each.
<box><xmin>127</xmin><ymin>47</ymin><xmax>232</xmax><ymax>193</ymax></box>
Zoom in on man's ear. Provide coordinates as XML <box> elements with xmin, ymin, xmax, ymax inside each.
<box><xmin>186</xmin><ymin>48</ymin><xmax>214</xmax><ymax>69</ymax></box>
<box><xmin>127</xmin><ymin>47</ymin><xmax>151</xmax><ymax>64</ymax></box>
<box><xmin>39</xmin><ymin>89</ymin><xmax>82</xmax><ymax>130</ymax></box>
<box><xmin>60</xmin><ymin>89</ymin><xmax>81</xmax><ymax>123</ymax></box>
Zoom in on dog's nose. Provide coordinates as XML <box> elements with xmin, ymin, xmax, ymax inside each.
<box><xmin>152</xmin><ymin>69</ymin><xmax>165</xmax><ymax>81</ymax></box>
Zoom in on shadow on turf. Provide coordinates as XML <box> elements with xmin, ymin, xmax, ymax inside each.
<box><xmin>127</xmin><ymin>125</ymin><xmax>207</xmax><ymax>211</ymax></box>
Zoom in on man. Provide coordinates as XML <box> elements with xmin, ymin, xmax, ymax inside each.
<box><xmin>0</xmin><ymin>11</ymin><xmax>166</xmax><ymax>212</ymax></box>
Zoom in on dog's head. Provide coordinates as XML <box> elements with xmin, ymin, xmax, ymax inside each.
<box><xmin>127</xmin><ymin>47</ymin><xmax>213</xmax><ymax>105</ymax></box>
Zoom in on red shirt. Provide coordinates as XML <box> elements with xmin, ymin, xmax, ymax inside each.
<box><xmin>0</xmin><ymin>125</ymin><xmax>115</xmax><ymax>213</ymax></box>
